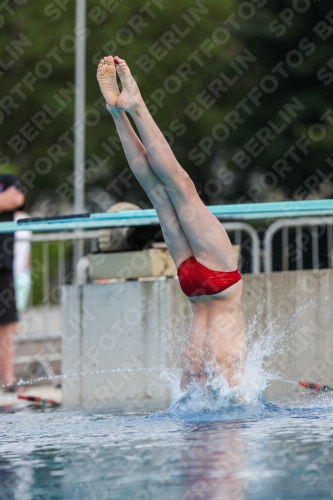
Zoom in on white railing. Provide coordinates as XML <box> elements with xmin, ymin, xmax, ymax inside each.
<box><xmin>30</xmin><ymin>230</ymin><xmax>100</xmax><ymax>306</ymax></box>
<box><xmin>223</xmin><ymin>222</ymin><xmax>260</xmax><ymax>274</ymax></box>
<box><xmin>28</xmin><ymin>223</ymin><xmax>260</xmax><ymax>314</ymax></box>
<box><xmin>263</xmin><ymin>217</ymin><xmax>333</xmax><ymax>273</ymax></box>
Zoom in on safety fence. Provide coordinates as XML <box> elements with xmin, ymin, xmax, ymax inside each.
<box><xmin>20</xmin><ymin>216</ymin><xmax>333</xmax><ymax>320</ymax></box>
<box><xmin>263</xmin><ymin>217</ymin><xmax>333</xmax><ymax>273</ymax></box>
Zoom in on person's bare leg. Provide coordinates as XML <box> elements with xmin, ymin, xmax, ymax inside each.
<box><xmin>97</xmin><ymin>56</ymin><xmax>244</xmax><ymax>391</ymax></box>
<box><xmin>113</xmin><ymin>56</ymin><xmax>246</xmax><ymax>390</ymax></box>
<box><xmin>0</xmin><ymin>322</ymin><xmax>16</xmax><ymax>387</ymax></box>
<box><xmin>97</xmin><ymin>56</ymin><xmax>192</xmax><ymax>267</ymax></box>
<box><xmin>114</xmin><ymin>56</ymin><xmax>236</xmax><ymax>272</ymax></box>
<box><xmin>97</xmin><ymin>57</ymin><xmax>205</xmax><ymax>386</ymax></box>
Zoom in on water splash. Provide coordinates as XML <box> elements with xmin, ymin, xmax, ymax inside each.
<box><xmin>0</xmin><ymin>309</ymin><xmax>293</xmax><ymax>402</ymax></box>
<box><xmin>6</xmin><ymin>296</ymin><xmax>333</xmax><ymax>415</ymax></box>
<box><xmin>161</xmin><ymin>297</ymin><xmax>333</xmax><ymax>415</ymax></box>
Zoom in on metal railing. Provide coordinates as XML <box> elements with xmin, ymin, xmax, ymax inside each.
<box><xmin>30</xmin><ymin>230</ymin><xmax>100</xmax><ymax>305</ymax></box>
<box><xmin>263</xmin><ymin>217</ymin><xmax>333</xmax><ymax>273</ymax></box>
<box><xmin>23</xmin><ymin>217</ymin><xmax>333</xmax><ymax>319</ymax></box>
<box><xmin>28</xmin><ymin>222</ymin><xmax>260</xmax><ymax>313</ymax></box>
<box><xmin>223</xmin><ymin>222</ymin><xmax>260</xmax><ymax>274</ymax></box>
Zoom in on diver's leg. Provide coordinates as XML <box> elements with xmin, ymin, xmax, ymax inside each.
<box><xmin>97</xmin><ymin>57</ymin><xmax>206</xmax><ymax>389</ymax></box>
<box><xmin>97</xmin><ymin>56</ymin><xmax>192</xmax><ymax>267</ymax></box>
<box><xmin>114</xmin><ymin>56</ymin><xmax>236</xmax><ymax>272</ymax></box>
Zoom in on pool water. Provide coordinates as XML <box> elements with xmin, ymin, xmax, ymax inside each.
<box><xmin>1</xmin><ymin>391</ymin><xmax>333</xmax><ymax>500</ymax></box>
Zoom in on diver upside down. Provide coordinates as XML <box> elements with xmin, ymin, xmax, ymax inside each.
<box><xmin>97</xmin><ymin>55</ymin><xmax>247</xmax><ymax>390</ymax></box>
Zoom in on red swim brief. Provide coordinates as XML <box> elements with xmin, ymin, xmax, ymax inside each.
<box><xmin>177</xmin><ymin>256</ymin><xmax>242</xmax><ymax>297</ymax></box>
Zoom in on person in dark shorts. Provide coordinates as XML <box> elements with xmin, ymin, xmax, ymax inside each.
<box><xmin>0</xmin><ymin>174</ymin><xmax>25</xmax><ymax>391</ymax></box>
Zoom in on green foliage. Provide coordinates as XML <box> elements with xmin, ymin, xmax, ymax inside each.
<box><xmin>228</xmin><ymin>0</ymin><xmax>333</xmax><ymax>201</ymax></box>
<box><xmin>30</xmin><ymin>241</ymin><xmax>62</xmax><ymax>305</ymax></box>
<box><xmin>30</xmin><ymin>240</ymin><xmax>75</xmax><ymax>305</ymax></box>
<box><xmin>0</xmin><ymin>164</ymin><xmax>20</xmax><ymax>175</ymax></box>
<box><xmin>1</xmin><ymin>0</ymin><xmax>332</xmax><ymax>209</ymax></box>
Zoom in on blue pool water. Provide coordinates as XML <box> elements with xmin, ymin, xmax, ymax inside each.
<box><xmin>1</xmin><ymin>392</ymin><xmax>333</xmax><ymax>500</ymax></box>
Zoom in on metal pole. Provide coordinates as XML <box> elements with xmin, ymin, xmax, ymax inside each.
<box><xmin>311</xmin><ymin>225</ymin><xmax>319</xmax><ymax>270</ymax></box>
<box><xmin>282</xmin><ymin>227</ymin><xmax>289</xmax><ymax>271</ymax></box>
<box><xmin>74</xmin><ymin>0</ymin><xmax>86</xmax><ymax>214</ymax></box>
<box><xmin>296</xmin><ymin>226</ymin><xmax>303</xmax><ymax>271</ymax></box>
<box><xmin>73</xmin><ymin>0</ymin><xmax>86</xmax><ymax>277</ymax></box>
<box><xmin>327</xmin><ymin>225</ymin><xmax>333</xmax><ymax>268</ymax></box>
<box><xmin>223</xmin><ymin>222</ymin><xmax>261</xmax><ymax>274</ymax></box>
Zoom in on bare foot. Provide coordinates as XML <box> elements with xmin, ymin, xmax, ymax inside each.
<box><xmin>96</xmin><ymin>56</ymin><xmax>120</xmax><ymax>111</ymax></box>
<box><xmin>114</xmin><ymin>56</ymin><xmax>142</xmax><ymax>113</ymax></box>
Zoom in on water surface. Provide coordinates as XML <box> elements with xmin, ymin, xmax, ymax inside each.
<box><xmin>1</xmin><ymin>391</ymin><xmax>333</xmax><ymax>500</ymax></box>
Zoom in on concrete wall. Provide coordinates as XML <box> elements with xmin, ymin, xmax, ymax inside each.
<box><xmin>62</xmin><ymin>271</ymin><xmax>333</xmax><ymax>410</ymax></box>
<box><xmin>61</xmin><ymin>278</ymin><xmax>190</xmax><ymax>411</ymax></box>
